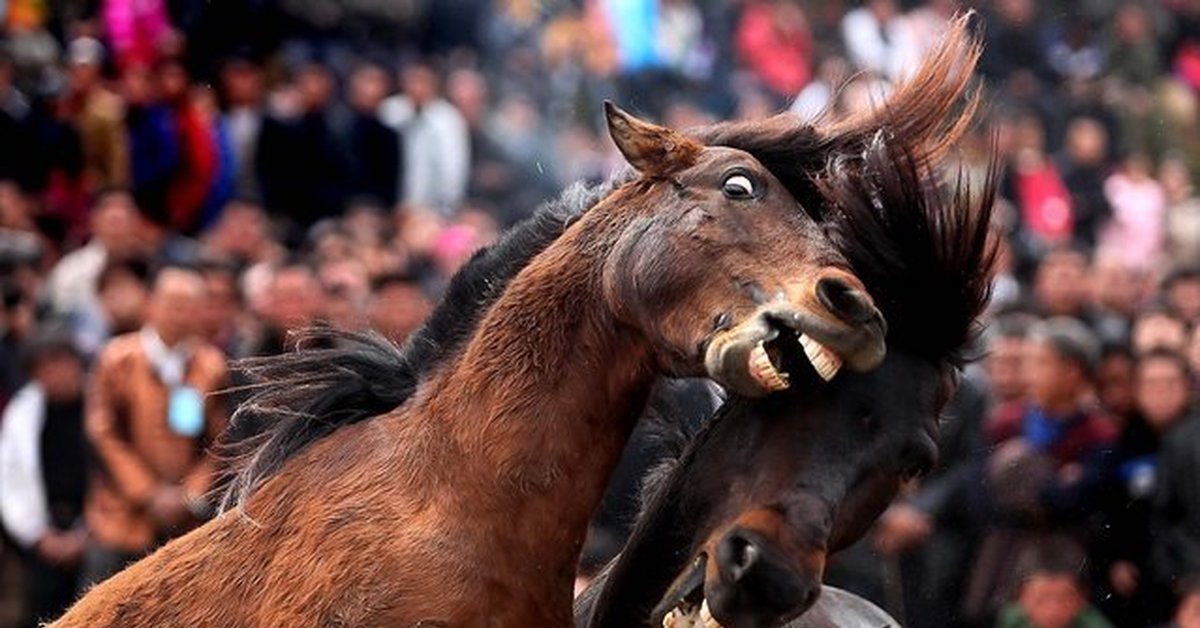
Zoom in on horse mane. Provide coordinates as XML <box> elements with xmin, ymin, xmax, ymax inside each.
<box><xmin>218</xmin><ymin>181</ymin><xmax>619</xmax><ymax>510</ymax></box>
<box><xmin>695</xmin><ymin>13</ymin><xmax>992</xmax><ymax>363</ymax></box>
<box><xmin>818</xmin><ymin>133</ymin><xmax>998</xmax><ymax>366</ymax></box>
<box><xmin>690</xmin><ymin>13</ymin><xmax>982</xmax><ymax>221</ymax></box>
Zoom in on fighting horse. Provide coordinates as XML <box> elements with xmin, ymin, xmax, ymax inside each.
<box><xmin>576</xmin><ymin>17</ymin><xmax>997</xmax><ymax>628</ymax></box>
<box><xmin>54</xmin><ymin>104</ymin><xmax>886</xmax><ymax>626</ymax></box>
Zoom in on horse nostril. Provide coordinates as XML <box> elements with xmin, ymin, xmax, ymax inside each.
<box><xmin>816</xmin><ymin>276</ymin><xmax>878</xmax><ymax>326</ymax></box>
<box><xmin>718</xmin><ymin>531</ymin><xmax>761</xmax><ymax>582</ymax></box>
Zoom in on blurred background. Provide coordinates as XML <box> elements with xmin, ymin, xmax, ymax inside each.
<box><xmin>0</xmin><ymin>0</ymin><xmax>1199</xmax><ymax>627</ymax></box>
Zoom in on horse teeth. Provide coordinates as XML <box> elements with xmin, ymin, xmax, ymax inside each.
<box><xmin>749</xmin><ymin>341</ymin><xmax>789</xmax><ymax>391</ymax></box>
<box><xmin>799</xmin><ymin>333</ymin><xmax>842</xmax><ymax>381</ymax></box>
<box><xmin>699</xmin><ymin>600</ymin><xmax>722</xmax><ymax>627</ymax></box>
<box><xmin>662</xmin><ymin>602</ymin><xmax>722</xmax><ymax>628</ymax></box>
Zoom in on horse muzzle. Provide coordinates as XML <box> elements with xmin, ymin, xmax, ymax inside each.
<box><xmin>704</xmin><ymin>275</ymin><xmax>886</xmax><ymax>397</ymax></box>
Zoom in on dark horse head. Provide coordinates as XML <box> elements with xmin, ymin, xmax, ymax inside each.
<box><xmin>577</xmin><ymin>16</ymin><xmax>996</xmax><ymax>628</ymax></box>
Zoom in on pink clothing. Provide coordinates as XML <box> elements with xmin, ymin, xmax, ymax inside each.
<box><xmin>1014</xmin><ymin>163</ymin><xmax>1073</xmax><ymax>243</ymax></box>
<box><xmin>1101</xmin><ymin>173</ymin><xmax>1166</xmax><ymax>271</ymax></box>
<box><xmin>736</xmin><ymin>2</ymin><xmax>813</xmax><ymax>98</ymax></box>
<box><xmin>102</xmin><ymin>0</ymin><xmax>172</xmax><ymax>71</ymax></box>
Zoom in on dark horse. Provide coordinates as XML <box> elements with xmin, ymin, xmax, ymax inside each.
<box><xmin>54</xmin><ymin>105</ymin><xmax>886</xmax><ymax>626</ymax></box>
<box><xmin>576</xmin><ymin>17</ymin><xmax>997</xmax><ymax>628</ymax></box>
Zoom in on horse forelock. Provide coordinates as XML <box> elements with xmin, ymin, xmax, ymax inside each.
<box><xmin>818</xmin><ymin>133</ymin><xmax>998</xmax><ymax>367</ymax></box>
<box><xmin>217</xmin><ymin>180</ymin><xmax>621</xmax><ymax>511</ymax></box>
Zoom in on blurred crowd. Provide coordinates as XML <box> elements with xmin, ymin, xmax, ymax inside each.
<box><xmin>0</xmin><ymin>0</ymin><xmax>1199</xmax><ymax>627</ymax></box>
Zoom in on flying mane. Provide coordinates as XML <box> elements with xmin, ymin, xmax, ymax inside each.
<box><xmin>632</xmin><ymin>13</ymin><xmax>996</xmax><ymax>506</ymax></box>
<box><xmin>218</xmin><ymin>181</ymin><xmax>619</xmax><ymax>509</ymax></box>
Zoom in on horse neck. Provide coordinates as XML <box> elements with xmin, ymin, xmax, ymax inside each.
<box><xmin>420</xmin><ymin>204</ymin><xmax>658</xmax><ymax>569</ymax></box>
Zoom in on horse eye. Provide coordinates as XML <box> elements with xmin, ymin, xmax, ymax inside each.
<box><xmin>722</xmin><ymin>174</ymin><xmax>755</xmax><ymax>199</ymax></box>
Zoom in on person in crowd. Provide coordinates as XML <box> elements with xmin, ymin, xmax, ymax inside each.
<box><xmin>1161</xmin><ymin>158</ymin><xmax>1200</xmax><ymax>268</ymax></box>
<box><xmin>1031</xmin><ymin>247</ymin><xmax>1094</xmax><ymax>322</ymax></box>
<box><xmin>69</xmin><ymin>254</ymin><xmax>150</xmax><ymax>358</ymax></box>
<box><xmin>0</xmin><ymin>330</ymin><xmax>88</xmax><ymax>627</ymax></box>
<box><xmin>159</xmin><ymin>58</ymin><xmax>219</xmax><ymax>234</ymax></box>
<box><xmin>247</xmin><ymin>259</ymin><xmax>324</xmax><ymax>356</ymax></box>
<box><xmin>81</xmin><ymin>263</ymin><xmax>228</xmax><ymax>585</ymax></box>
<box><xmin>1095</xmin><ymin>344</ymin><xmax>1137</xmax><ymax>427</ymax></box>
<box><xmin>964</xmin><ymin>317</ymin><xmax>1116</xmax><ymax>624</ymax></box>
<box><xmin>1162</xmin><ymin>576</ymin><xmax>1200</xmax><ymax>628</ymax></box>
<box><xmin>1131</xmin><ymin>308</ymin><xmax>1190</xmax><ymax>356</ymax></box>
<box><xmin>367</xmin><ymin>272</ymin><xmax>432</xmax><ymax>344</ymax></box>
<box><xmin>343</xmin><ymin>63</ymin><xmax>400</xmax><ymax>209</ymax></box>
<box><xmin>1088</xmin><ymin>252</ymin><xmax>1144</xmax><ymax>345</ymax></box>
<box><xmin>121</xmin><ymin>62</ymin><xmax>177</xmax><ymax>225</ymax></box>
<box><xmin>735</xmin><ymin>0</ymin><xmax>814</xmax><ymax>102</ymax></box>
<box><xmin>43</xmin><ymin>188</ymin><xmax>145</xmax><ymax>316</ymax></box>
<box><xmin>380</xmin><ymin>62</ymin><xmax>470</xmax><ymax>215</ymax></box>
<box><xmin>1096</xmin><ymin>349</ymin><xmax>1194</xmax><ymax>625</ymax></box>
<box><xmin>1056</xmin><ymin>117</ymin><xmax>1112</xmax><ymax>251</ymax></box>
<box><xmin>841</xmin><ymin>0</ymin><xmax>920</xmax><ymax>82</ymax></box>
<box><xmin>63</xmin><ymin>37</ymin><xmax>129</xmax><ymax>193</ymax></box>
<box><xmin>1152</xmin><ymin>397</ymin><xmax>1200</xmax><ymax>592</ymax></box>
<box><xmin>996</xmin><ymin>552</ymin><xmax>1114</xmax><ymax>628</ymax></box>
<box><xmin>1163</xmin><ymin>266</ymin><xmax>1200</xmax><ymax>324</ymax></box>
<box><xmin>217</xmin><ymin>54</ymin><xmax>267</xmax><ymax>200</ymax></box>
<box><xmin>198</xmin><ymin>198</ymin><xmax>283</xmax><ymax>268</ymax></box>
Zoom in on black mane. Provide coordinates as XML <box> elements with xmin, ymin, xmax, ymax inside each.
<box><xmin>218</xmin><ymin>181</ymin><xmax>618</xmax><ymax>510</ymax></box>
<box><xmin>817</xmin><ymin>133</ymin><xmax>997</xmax><ymax>365</ymax></box>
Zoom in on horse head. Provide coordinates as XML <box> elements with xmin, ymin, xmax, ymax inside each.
<box><xmin>599</xmin><ymin>102</ymin><xmax>885</xmax><ymax>397</ymax></box>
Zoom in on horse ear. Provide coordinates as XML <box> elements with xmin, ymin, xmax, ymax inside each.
<box><xmin>605</xmin><ymin>101</ymin><xmax>701</xmax><ymax>176</ymax></box>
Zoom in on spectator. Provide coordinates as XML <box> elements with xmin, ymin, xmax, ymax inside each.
<box><xmin>81</xmin><ymin>264</ymin><xmax>228</xmax><ymax>585</ymax></box>
<box><xmin>1094</xmin><ymin>344</ymin><xmax>1137</xmax><ymax>427</ymax></box>
<box><xmin>380</xmin><ymin>62</ymin><xmax>470</xmax><ymax>215</ymax></box>
<box><xmin>1095</xmin><ymin>349</ymin><xmax>1193</xmax><ymax>625</ymax></box>
<box><xmin>121</xmin><ymin>62</ymin><xmax>177</xmax><ymax>225</ymax></box>
<box><xmin>1164</xmin><ymin>576</ymin><xmax>1200</xmax><ymax>628</ymax></box>
<box><xmin>1100</xmin><ymin>152</ymin><xmax>1166</xmax><ymax>272</ymax></box>
<box><xmin>1161</xmin><ymin>158</ymin><xmax>1200</xmax><ymax>268</ymax></box>
<box><xmin>1031</xmin><ymin>247</ymin><xmax>1093</xmax><ymax>321</ymax></box>
<box><xmin>1151</xmin><ymin>400</ymin><xmax>1200</xmax><ymax>591</ymax></box>
<box><xmin>840</xmin><ymin>0</ymin><xmax>920</xmax><ymax>82</ymax></box>
<box><xmin>368</xmin><ymin>272</ymin><xmax>432</xmax><ymax>344</ymax></box>
<box><xmin>964</xmin><ymin>318</ymin><xmax>1116</xmax><ymax>624</ymax></box>
<box><xmin>1004</xmin><ymin>114</ymin><xmax>1074</xmax><ymax>246</ymax></box>
<box><xmin>217</xmin><ymin>55</ymin><xmax>267</xmax><ymax>200</ymax></box>
<box><xmin>343</xmin><ymin>63</ymin><xmax>400</xmax><ymax>209</ymax></box>
<box><xmin>42</xmin><ymin>188</ymin><xmax>144</xmax><ymax>315</ymax></box>
<box><xmin>70</xmin><ymin>254</ymin><xmax>150</xmax><ymax>358</ymax></box>
<box><xmin>101</xmin><ymin>0</ymin><xmax>172</xmax><ymax>72</ymax></box>
<box><xmin>1131</xmin><ymin>309</ymin><xmax>1189</xmax><ymax>356</ymax></box>
<box><xmin>159</xmin><ymin>58</ymin><xmax>219</xmax><ymax>234</ymax></box>
<box><xmin>996</xmin><ymin>550</ymin><xmax>1114</xmax><ymax>628</ymax></box>
<box><xmin>735</xmin><ymin>0</ymin><xmax>814</xmax><ymax>102</ymax></box>
<box><xmin>248</xmin><ymin>259</ymin><xmax>323</xmax><ymax>356</ymax></box>
<box><xmin>1088</xmin><ymin>253</ymin><xmax>1144</xmax><ymax>345</ymax></box>
<box><xmin>1163</xmin><ymin>266</ymin><xmax>1200</xmax><ymax>324</ymax></box>
<box><xmin>63</xmin><ymin>37</ymin><xmax>129</xmax><ymax>192</ymax></box>
<box><xmin>1056</xmin><ymin>117</ymin><xmax>1112</xmax><ymax>250</ymax></box>
<box><xmin>0</xmin><ymin>331</ymin><xmax>88</xmax><ymax>628</ymax></box>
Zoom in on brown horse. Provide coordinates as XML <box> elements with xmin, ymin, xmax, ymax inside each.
<box><xmin>576</xmin><ymin>17</ymin><xmax>996</xmax><ymax>628</ymax></box>
<box><xmin>53</xmin><ymin>104</ymin><xmax>886</xmax><ymax>626</ymax></box>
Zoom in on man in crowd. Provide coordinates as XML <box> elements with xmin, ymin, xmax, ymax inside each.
<box><xmin>0</xmin><ymin>330</ymin><xmax>88</xmax><ymax>627</ymax></box>
<box><xmin>81</xmin><ymin>263</ymin><xmax>228</xmax><ymax>584</ymax></box>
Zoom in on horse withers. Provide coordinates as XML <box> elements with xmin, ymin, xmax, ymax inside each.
<box><xmin>577</xmin><ymin>16</ymin><xmax>996</xmax><ymax>628</ymax></box>
<box><xmin>53</xmin><ymin>104</ymin><xmax>884</xmax><ymax>626</ymax></box>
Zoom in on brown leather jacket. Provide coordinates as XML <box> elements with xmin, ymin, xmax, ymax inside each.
<box><xmin>84</xmin><ymin>332</ymin><xmax>228</xmax><ymax>552</ymax></box>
